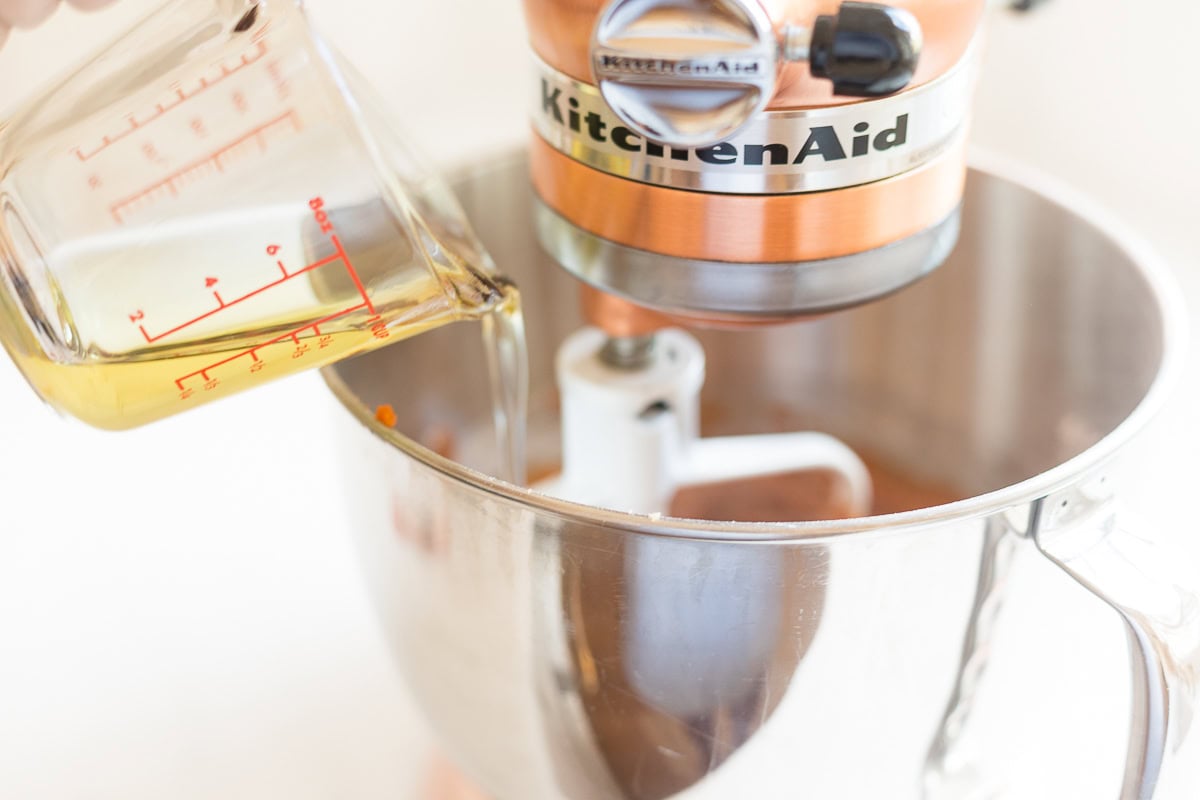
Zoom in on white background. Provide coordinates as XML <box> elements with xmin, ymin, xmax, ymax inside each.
<box><xmin>0</xmin><ymin>1</ymin><xmax>1198</xmax><ymax>798</ymax></box>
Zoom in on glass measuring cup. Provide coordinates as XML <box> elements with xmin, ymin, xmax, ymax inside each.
<box><xmin>0</xmin><ymin>0</ymin><xmax>511</xmax><ymax>429</ymax></box>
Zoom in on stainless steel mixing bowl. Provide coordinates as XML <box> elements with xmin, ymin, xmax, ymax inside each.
<box><xmin>323</xmin><ymin>154</ymin><xmax>1195</xmax><ymax>800</ymax></box>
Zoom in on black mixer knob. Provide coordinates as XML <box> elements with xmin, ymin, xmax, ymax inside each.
<box><xmin>809</xmin><ymin>2</ymin><xmax>923</xmax><ymax>98</ymax></box>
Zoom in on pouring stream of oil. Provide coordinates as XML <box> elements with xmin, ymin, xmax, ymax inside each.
<box><xmin>480</xmin><ymin>283</ymin><xmax>528</xmax><ymax>486</ymax></box>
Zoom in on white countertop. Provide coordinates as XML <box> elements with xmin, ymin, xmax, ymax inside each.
<box><xmin>0</xmin><ymin>1</ymin><xmax>1197</xmax><ymax>798</ymax></box>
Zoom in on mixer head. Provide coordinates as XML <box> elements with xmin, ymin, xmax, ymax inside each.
<box><xmin>523</xmin><ymin>0</ymin><xmax>1000</xmax><ymax>329</ymax></box>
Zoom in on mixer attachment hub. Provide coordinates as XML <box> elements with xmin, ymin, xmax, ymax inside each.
<box><xmin>538</xmin><ymin>326</ymin><xmax>873</xmax><ymax>517</ymax></box>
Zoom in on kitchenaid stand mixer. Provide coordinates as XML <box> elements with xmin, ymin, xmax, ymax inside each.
<box><xmin>0</xmin><ymin>0</ymin><xmax>1192</xmax><ymax>796</ymax></box>
<box><xmin>526</xmin><ymin>0</ymin><xmax>980</xmax><ymax>515</ymax></box>
<box><xmin>321</xmin><ymin>1</ymin><xmax>1200</xmax><ymax>799</ymax></box>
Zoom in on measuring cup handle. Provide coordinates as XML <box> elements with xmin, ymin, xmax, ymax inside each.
<box><xmin>1033</xmin><ymin>484</ymin><xmax>1200</xmax><ymax>800</ymax></box>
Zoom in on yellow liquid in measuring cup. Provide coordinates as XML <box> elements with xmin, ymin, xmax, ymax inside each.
<box><xmin>12</xmin><ymin>307</ymin><xmax>441</xmax><ymax>429</ymax></box>
<box><xmin>11</xmin><ymin>282</ymin><xmax>522</xmax><ymax>431</ymax></box>
<box><xmin>1</xmin><ymin>198</ymin><xmax>525</xmax><ymax>441</ymax></box>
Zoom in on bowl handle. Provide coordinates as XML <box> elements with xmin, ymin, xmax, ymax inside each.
<box><xmin>925</xmin><ymin>472</ymin><xmax>1200</xmax><ymax>799</ymax></box>
<box><xmin>1032</xmin><ymin>477</ymin><xmax>1200</xmax><ymax>799</ymax></box>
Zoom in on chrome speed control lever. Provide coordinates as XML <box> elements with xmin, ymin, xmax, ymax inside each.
<box><xmin>592</xmin><ymin>0</ymin><xmax>923</xmax><ymax>147</ymax></box>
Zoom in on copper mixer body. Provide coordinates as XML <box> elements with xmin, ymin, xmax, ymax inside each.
<box><xmin>522</xmin><ymin>0</ymin><xmax>988</xmax><ymax>332</ymax></box>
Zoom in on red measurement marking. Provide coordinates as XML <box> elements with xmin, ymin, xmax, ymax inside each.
<box><xmin>139</xmin><ymin>250</ymin><xmax>343</xmax><ymax>343</ymax></box>
<box><xmin>174</xmin><ymin>302</ymin><xmax>369</xmax><ymax>390</ymax></box>
<box><xmin>332</xmin><ymin>234</ymin><xmax>376</xmax><ymax>315</ymax></box>
<box><xmin>266</xmin><ymin>59</ymin><xmax>290</xmax><ymax>100</ymax></box>
<box><xmin>109</xmin><ymin>110</ymin><xmax>301</xmax><ymax>223</ymax></box>
<box><xmin>72</xmin><ymin>39</ymin><xmax>270</xmax><ymax>163</ymax></box>
<box><xmin>160</xmin><ymin>211</ymin><xmax>376</xmax><ymax>393</ymax></box>
<box><xmin>252</xmin><ymin>18</ymin><xmax>273</xmax><ymax>41</ymax></box>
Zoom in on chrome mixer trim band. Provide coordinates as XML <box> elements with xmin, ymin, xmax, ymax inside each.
<box><xmin>533</xmin><ymin>197</ymin><xmax>962</xmax><ymax>317</ymax></box>
<box><xmin>531</xmin><ymin>53</ymin><xmax>976</xmax><ymax>195</ymax></box>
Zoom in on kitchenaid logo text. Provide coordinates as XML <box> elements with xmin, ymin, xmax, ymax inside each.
<box><xmin>596</xmin><ymin>54</ymin><xmax>767</xmax><ymax>77</ymax></box>
<box><xmin>531</xmin><ymin>55</ymin><xmax>974</xmax><ymax>194</ymax></box>
<box><xmin>541</xmin><ymin>79</ymin><xmax>908</xmax><ymax>167</ymax></box>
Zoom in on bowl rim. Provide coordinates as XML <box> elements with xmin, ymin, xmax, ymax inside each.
<box><xmin>320</xmin><ymin>148</ymin><xmax>1188</xmax><ymax>542</ymax></box>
